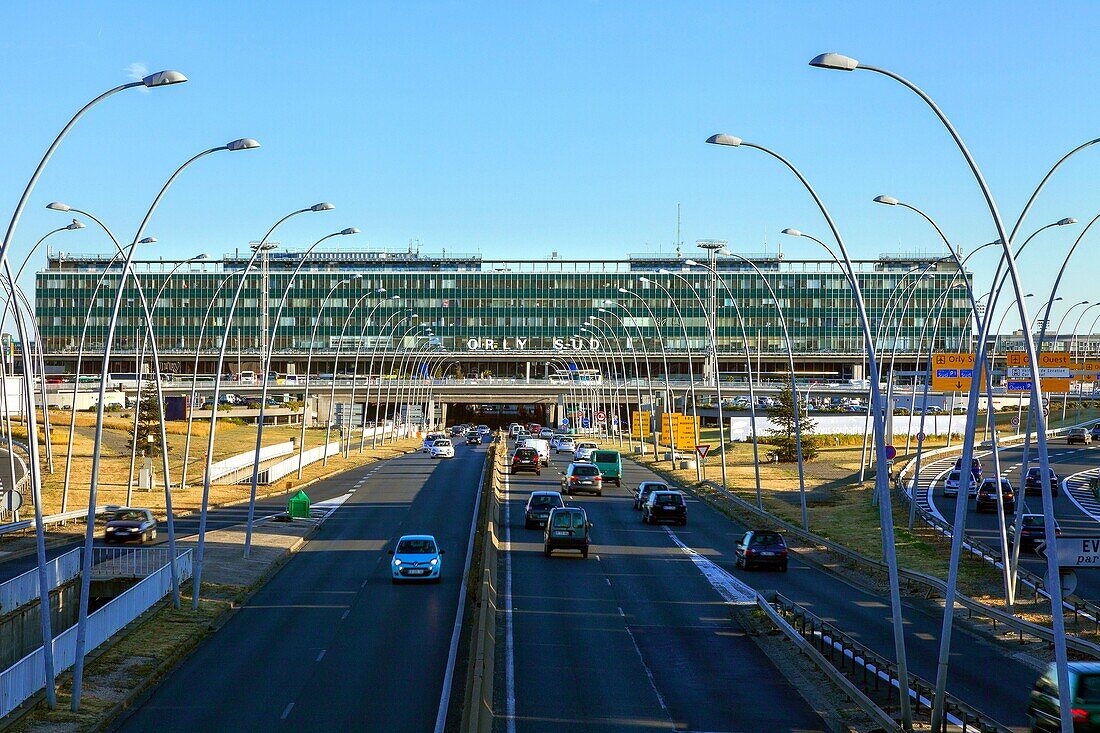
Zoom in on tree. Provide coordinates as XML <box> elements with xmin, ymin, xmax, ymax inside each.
<box><xmin>766</xmin><ymin>377</ymin><xmax>818</xmax><ymax>461</ymax></box>
<box><xmin>127</xmin><ymin>396</ymin><xmax>168</xmax><ymax>455</ymax></box>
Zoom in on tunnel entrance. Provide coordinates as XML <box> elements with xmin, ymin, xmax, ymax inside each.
<box><xmin>446</xmin><ymin>403</ymin><xmax>548</xmax><ymax>429</ymax></box>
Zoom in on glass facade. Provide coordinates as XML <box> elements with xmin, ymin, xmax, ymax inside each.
<box><xmin>35</xmin><ymin>249</ymin><xmax>972</xmax><ymax>376</ymax></box>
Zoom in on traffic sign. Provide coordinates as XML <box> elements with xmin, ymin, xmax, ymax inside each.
<box><xmin>1055</xmin><ymin>537</ymin><xmax>1100</xmax><ymax>568</ymax></box>
<box><xmin>883</xmin><ymin>444</ymin><xmax>897</xmax><ymax>461</ymax></box>
<box><xmin>560</xmin><ymin>417</ymin><xmax>570</xmax><ymax>427</ymax></box>
<box><xmin>916</xmin><ymin>431</ymin><xmax>927</xmax><ymax>442</ymax></box>
<box><xmin>596</xmin><ymin>410</ymin><xmax>606</xmax><ymax>423</ymax></box>
<box><xmin>1011</xmin><ymin>416</ymin><xmax>1020</xmax><ymax>428</ymax></box>
<box><xmin>695</xmin><ymin>444</ymin><xmax>711</xmax><ymax>460</ymax></box>
<box><xmin>1005</xmin><ymin>352</ymin><xmax>1072</xmax><ymax>393</ymax></box>
<box><xmin>2</xmin><ymin>490</ymin><xmax>22</xmax><ymax>513</ymax></box>
<box><xmin>931</xmin><ymin>353</ymin><xmax>980</xmax><ymax>392</ymax></box>
<box><xmin>581</xmin><ymin>418</ymin><xmax>590</xmax><ymax>429</ymax></box>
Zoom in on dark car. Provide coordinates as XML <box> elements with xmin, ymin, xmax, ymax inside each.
<box><xmin>642</xmin><ymin>491</ymin><xmax>687</xmax><ymax>526</ymax></box>
<box><xmin>633</xmin><ymin>481</ymin><xmax>669</xmax><ymax>510</ymax></box>
<box><xmin>953</xmin><ymin>457</ymin><xmax>983</xmax><ymax>480</ymax></box>
<box><xmin>1024</xmin><ymin>467</ymin><xmax>1061</xmax><ymax>497</ymax></box>
<box><xmin>524</xmin><ymin>491</ymin><xmax>565</xmax><ymax>529</ymax></box>
<box><xmin>104</xmin><ymin>508</ymin><xmax>157</xmax><ymax>544</ymax></box>
<box><xmin>975</xmin><ymin>478</ymin><xmax>1015</xmax><ymax>514</ymax></box>
<box><xmin>1068</xmin><ymin>427</ymin><xmax>1093</xmax><ymax>445</ymax></box>
<box><xmin>1091</xmin><ymin>424</ymin><xmax>1100</xmax><ymax>441</ymax></box>
<box><xmin>465</xmin><ymin>433</ymin><xmax>483</xmax><ymax>446</ymax></box>
<box><xmin>1027</xmin><ymin>661</ymin><xmax>1100</xmax><ymax>732</ymax></box>
<box><xmin>1009</xmin><ymin>513</ymin><xmax>1062</xmax><ymax>552</ymax></box>
<box><xmin>511</xmin><ymin>447</ymin><xmax>541</xmax><ymax>475</ymax></box>
<box><xmin>544</xmin><ymin>506</ymin><xmax>592</xmax><ymax>558</ymax></box>
<box><xmin>735</xmin><ymin>530</ymin><xmax>788</xmax><ymax>572</ymax></box>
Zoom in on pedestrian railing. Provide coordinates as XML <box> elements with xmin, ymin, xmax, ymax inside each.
<box><xmin>90</xmin><ymin>546</ymin><xmax>175</xmax><ymax>580</ymax></box>
<box><xmin>0</xmin><ymin>548</ymin><xmax>81</xmax><ymax>615</ymax></box>
<box><xmin>255</xmin><ymin>441</ymin><xmax>341</xmax><ymax>485</ymax></box>
<box><xmin>206</xmin><ymin>440</ymin><xmax>296</xmax><ymax>484</ymax></box>
<box><xmin>0</xmin><ymin>506</ymin><xmax>109</xmax><ymax>540</ymax></box>
<box><xmin>0</xmin><ymin>548</ymin><xmax>192</xmax><ymax>719</ymax></box>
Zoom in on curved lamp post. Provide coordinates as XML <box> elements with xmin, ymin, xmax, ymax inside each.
<box><xmin>322</xmin><ymin>289</ymin><xmax>386</xmax><ymax>463</ymax></box>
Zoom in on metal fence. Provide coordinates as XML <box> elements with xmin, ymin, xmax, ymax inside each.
<box><xmin>0</xmin><ymin>548</ymin><xmax>81</xmax><ymax>615</ymax></box>
<box><xmin>0</xmin><ymin>548</ymin><xmax>192</xmax><ymax>719</ymax></box>
<box><xmin>258</xmin><ymin>441</ymin><xmax>342</xmax><ymax>485</ymax></box>
<box><xmin>206</xmin><ymin>440</ymin><xmax>295</xmax><ymax>484</ymax></box>
<box><xmin>90</xmin><ymin>546</ymin><xmax>175</xmax><ymax>580</ymax></box>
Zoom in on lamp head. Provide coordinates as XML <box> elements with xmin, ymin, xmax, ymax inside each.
<box><xmin>46</xmin><ymin>202</ymin><xmax>71</xmax><ymax>212</ymax></box>
<box><xmin>311</xmin><ymin>202</ymin><xmax>335</xmax><ymax>212</ymax></box>
<box><xmin>597</xmin><ymin>308</ymin><xmax>607</xmax><ymax>313</ymax></box>
<box><xmin>657</xmin><ymin>268</ymin><xmax>670</xmax><ymax>274</ymax></box>
<box><xmin>139</xmin><ymin>237</ymin><xmax>157</xmax><ymax>244</ymax></box>
<box><xmin>375</xmin><ymin>285</ymin><xmax>385</xmax><ymax>292</ymax></box>
<box><xmin>66</xmin><ymin>219</ymin><xmax>85</xmax><ymax>231</ymax></box>
<box><xmin>617</xmin><ymin>287</ymin><xmax>629</xmax><ymax>294</ymax></box>
<box><xmin>809</xmin><ymin>52</ymin><xmax>859</xmax><ymax>71</ymax></box>
<box><xmin>1057</xmin><ymin>217</ymin><xmax>1077</xmax><ymax>226</ymax></box>
<box><xmin>781</xmin><ymin>228</ymin><xmax>802</xmax><ymax>237</ymax></box>
<box><xmin>191</xmin><ymin>253</ymin><xmax>209</xmax><ymax>261</ymax></box>
<box><xmin>873</xmin><ymin>195</ymin><xmax>899</xmax><ymax>206</ymax></box>
<box><xmin>684</xmin><ymin>259</ymin><xmax>700</xmax><ymax>266</ymax></box>
<box><xmin>392</xmin><ymin>295</ymin><xmax>400</xmax><ymax>300</ymax></box>
<box><xmin>705</xmin><ymin>134</ymin><xmax>742</xmax><ymax>147</ymax></box>
<box><xmin>340</xmin><ymin>227</ymin><xmax>360</xmax><ymax>235</ymax></box>
<box><xmin>142</xmin><ymin>70</ymin><xmax>188</xmax><ymax>87</ymax></box>
<box><xmin>349</xmin><ymin>274</ymin><xmax>362</xmax><ymax>280</ymax></box>
<box><xmin>226</xmin><ymin>138</ymin><xmax>260</xmax><ymax>151</ymax></box>
<box><xmin>638</xmin><ymin>276</ymin><xmax>651</xmax><ymax>283</ymax></box>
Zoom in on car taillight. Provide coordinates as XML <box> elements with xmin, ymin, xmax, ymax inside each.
<box><xmin>779</xmin><ymin>548</ymin><xmax>788</xmax><ymax>556</ymax></box>
<box><xmin>1074</xmin><ymin>708</ymin><xmax>1089</xmax><ymax>724</ymax></box>
<box><xmin>746</xmin><ymin>548</ymin><xmax>756</xmax><ymax>555</ymax></box>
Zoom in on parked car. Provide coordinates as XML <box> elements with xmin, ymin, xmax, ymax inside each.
<box><xmin>943</xmin><ymin>469</ymin><xmax>978</xmax><ymax>498</ymax></box>
<box><xmin>1009</xmin><ymin>513</ymin><xmax>1062</xmax><ymax>552</ymax></box>
<box><xmin>573</xmin><ymin>441</ymin><xmax>598</xmax><ymax>462</ymax></box>
<box><xmin>642</xmin><ymin>490</ymin><xmax>687</xmax><ymax>526</ymax></box>
<box><xmin>1024</xmin><ymin>467</ymin><xmax>1062</xmax><ymax>497</ymax></box>
<box><xmin>524</xmin><ymin>491</ymin><xmax>565</xmax><ymax>529</ymax></box>
<box><xmin>1027</xmin><ymin>661</ymin><xmax>1100</xmax><ymax>732</ymax></box>
<box><xmin>975</xmin><ymin>478</ymin><xmax>1015</xmax><ymax>513</ymax></box>
<box><xmin>735</xmin><ymin>530</ymin><xmax>789</xmax><ymax>572</ymax></box>
<box><xmin>511</xmin><ymin>447</ymin><xmax>542</xmax><ymax>475</ymax></box>
<box><xmin>592</xmin><ymin>450</ymin><xmax>622</xmax><ymax>487</ymax></box>
<box><xmin>390</xmin><ymin>534</ymin><xmax>444</xmax><ymax>583</ymax></box>
<box><xmin>555</xmin><ymin>436</ymin><xmax>576</xmax><ymax>454</ymax></box>
<box><xmin>543</xmin><ymin>506</ymin><xmax>592</xmax><ymax>558</ymax></box>
<box><xmin>430</xmin><ymin>438</ymin><xmax>455</xmax><ymax>459</ymax></box>
<box><xmin>560</xmin><ymin>462</ymin><xmax>603</xmax><ymax>496</ymax></box>
<box><xmin>465</xmin><ymin>433</ymin><xmax>483</xmax><ymax>446</ymax></box>
<box><xmin>1068</xmin><ymin>427</ymin><xmax>1093</xmax><ymax>445</ymax></box>
<box><xmin>104</xmin><ymin>508</ymin><xmax>158</xmax><ymax>544</ymax></box>
<box><xmin>633</xmin><ymin>481</ymin><xmax>668</xmax><ymax>510</ymax></box>
<box><xmin>422</xmin><ymin>432</ymin><xmax>445</xmax><ymax>453</ymax></box>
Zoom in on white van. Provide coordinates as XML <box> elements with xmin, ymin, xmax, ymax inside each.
<box><xmin>519</xmin><ymin>437</ymin><xmax>550</xmax><ymax>466</ymax></box>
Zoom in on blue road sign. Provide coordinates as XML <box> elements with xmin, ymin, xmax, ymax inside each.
<box><xmin>1007</xmin><ymin>381</ymin><xmax>1033</xmax><ymax>391</ymax></box>
<box><xmin>560</xmin><ymin>417</ymin><xmax>570</xmax><ymax>426</ymax></box>
<box><xmin>936</xmin><ymin>369</ymin><xmax>958</xmax><ymax>378</ymax></box>
<box><xmin>581</xmin><ymin>418</ymin><xmax>590</xmax><ymax>428</ymax></box>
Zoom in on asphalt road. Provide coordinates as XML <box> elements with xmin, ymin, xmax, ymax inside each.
<box><xmin>497</xmin><ymin>444</ymin><xmax>1046</xmax><ymax>730</ymax></box>
<box><xmin>111</xmin><ymin>440</ymin><xmax>486</xmax><ymax>732</ymax></box>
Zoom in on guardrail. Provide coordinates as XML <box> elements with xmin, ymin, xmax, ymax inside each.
<box><xmin>0</xmin><ymin>548</ymin><xmax>192</xmax><ymax>719</ymax></box>
<box><xmin>767</xmin><ymin>591</ymin><xmax>1010</xmax><ymax>732</ymax></box>
<box><xmin>90</xmin><ymin>546</ymin><xmax>176</xmax><ymax>580</ymax></box>
<box><xmin>0</xmin><ymin>505</ymin><xmax>109</xmax><ymax>539</ymax></box>
<box><xmin>0</xmin><ymin>548</ymin><xmax>81</xmax><ymax>614</ymax></box>
<box><xmin>207</xmin><ymin>440</ymin><xmax>296</xmax><ymax>484</ymax></box>
<box><xmin>256</xmin><ymin>441</ymin><xmax>342</xmax><ymax>485</ymax></box>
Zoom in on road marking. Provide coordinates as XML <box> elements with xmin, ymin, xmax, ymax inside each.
<box><xmin>663</xmin><ymin>527</ymin><xmax>755</xmax><ymax>605</ymax></box>
<box><xmin>616</xmin><ymin>604</ymin><xmax>671</xmax><ymax>717</ymax></box>
<box><xmin>503</xmin><ymin>469</ymin><xmax>517</xmax><ymax>733</ymax></box>
<box><xmin>341</xmin><ymin>609</ymin><xmax>350</xmax><ymax>620</ymax></box>
<box><xmin>280</xmin><ymin>702</ymin><xmax>294</xmax><ymax>720</ymax></box>
<box><xmin>315</xmin><ymin>649</ymin><xmax>326</xmax><ymax>662</ymax></box>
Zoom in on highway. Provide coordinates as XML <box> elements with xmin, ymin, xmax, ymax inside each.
<box><xmin>497</xmin><ymin>445</ymin><xmax>1048</xmax><ymax>730</ymax></box>
<box><xmin>110</xmin><ymin>439</ymin><xmax>486</xmax><ymax>732</ymax></box>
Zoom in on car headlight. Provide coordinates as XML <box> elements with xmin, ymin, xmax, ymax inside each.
<box><xmin>106</xmin><ymin>527</ymin><xmax>116</xmax><ymax>532</ymax></box>
<box><xmin>392</xmin><ymin>558</ymin><xmax>402</xmax><ymax>566</ymax></box>
<box><xmin>430</xmin><ymin>557</ymin><xmax>438</xmax><ymax>565</ymax></box>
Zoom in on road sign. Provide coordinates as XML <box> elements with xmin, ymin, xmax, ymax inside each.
<box><xmin>1055</xmin><ymin>537</ymin><xmax>1100</xmax><ymax>568</ymax></box>
<box><xmin>695</xmin><ymin>444</ymin><xmax>711</xmax><ymax>460</ymax></box>
<box><xmin>1011</xmin><ymin>416</ymin><xmax>1020</xmax><ymax>427</ymax></box>
<box><xmin>560</xmin><ymin>417</ymin><xmax>570</xmax><ymax>427</ymax></box>
<box><xmin>916</xmin><ymin>431</ymin><xmax>927</xmax><ymax>442</ymax></box>
<box><xmin>931</xmin><ymin>353</ymin><xmax>980</xmax><ymax>392</ymax></box>
<box><xmin>1062</xmin><ymin>569</ymin><xmax>1079</xmax><ymax>597</ymax></box>
<box><xmin>1005</xmin><ymin>352</ymin><xmax>1072</xmax><ymax>393</ymax></box>
<box><xmin>596</xmin><ymin>410</ymin><xmax>606</xmax><ymax>422</ymax></box>
<box><xmin>581</xmin><ymin>418</ymin><xmax>590</xmax><ymax>429</ymax></box>
<box><xmin>883</xmin><ymin>444</ymin><xmax>897</xmax><ymax>461</ymax></box>
<box><xmin>1072</xmin><ymin>359</ymin><xmax>1100</xmax><ymax>382</ymax></box>
<box><xmin>2</xmin><ymin>490</ymin><xmax>22</xmax><ymax>513</ymax></box>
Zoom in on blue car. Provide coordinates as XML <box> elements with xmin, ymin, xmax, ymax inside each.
<box><xmin>390</xmin><ymin>534</ymin><xmax>444</xmax><ymax>584</ymax></box>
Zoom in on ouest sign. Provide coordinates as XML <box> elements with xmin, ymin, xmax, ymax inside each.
<box><xmin>465</xmin><ymin>336</ymin><xmax>602</xmax><ymax>351</ymax></box>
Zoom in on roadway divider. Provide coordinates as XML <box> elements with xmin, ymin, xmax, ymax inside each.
<box><xmin>206</xmin><ymin>440</ymin><xmax>296</xmax><ymax>484</ymax></box>
<box><xmin>253</xmin><ymin>441</ymin><xmax>341</xmax><ymax>485</ymax></box>
<box><xmin>461</xmin><ymin>434</ymin><xmax>504</xmax><ymax>733</ymax></box>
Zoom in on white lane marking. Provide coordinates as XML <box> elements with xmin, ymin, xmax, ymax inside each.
<box><xmin>315</xmin><ymin>649</ymin><xmax>326</xmax><ymax>662</ymax></box>
<box><xmin>503</xmin><ymin>469</ymin><xmax>517</xmax><ymax>733</ymax></box>
<box><xmin>663</xmin><ymin>527</ymin><xmax>755</xmax><ymax>605</ymax></box>
<box><xmin>616</xmin><ymin>604</ymin><xmax>671</xmax><ymax>717</ymax></box>
<box><xmin>280</xmin><ymin>702</ymin><xmax>294</xmax><ymax>720</ymax></box>
<box><xmin>1063</xmin><ymin>468</ymin><xmax>1100</xmax><ymax>523</ymax></box>
<box><xmin>341</xmin><ymin>609</ymin><xmax>350</xmax><ymax>620</ymax></box>
<box><xmin>433</xmin><ymin>453</ymin><xmax>489</xmax><ymax>733</ymax></box>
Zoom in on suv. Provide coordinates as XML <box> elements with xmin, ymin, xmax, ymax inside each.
<box><xmin>1028</xmin><ymin>661</ymin><xmax>1100</xmax><ymax>732</ymax></box>
<box><xmin>975</xmin><ymin>477</ymin><xmax>1014</xmax><ymax>513</ymax></box>
<box><xmin>1024</xmin><ymin>467</ymin><xmax>1061</xmax><ymax>496</ymax></box>
<box><xmin>633</xmin><ymin>481</ymin><xmax>668</xmax><ymax>510</ymax></box>
<box><xmin>943</xmin><ymin>469</ymin><xmax>978</xmax><ymax>498</ymax></box>
<box><xmin>735</xmin><ymin>530</ymin><xmax>789</xmax><ymax>572</ymax></box>
<box><xmin>511</xmin><ymin>447</ymin><xmax>542</xmax><ymax>475</ymax></box>
<box><xmin>1068</xmin><ymin>427</ymin><xmax>1093</xmax><ymax>445</ymax></box>
<box><xmin>1009</xmin><ymin>513</ymin><xmax>1062</xmax><ymax>552</ymax></box>
<box><xmin>524</xmin><ymin>491</ymin><xmax>565</xmax><ymax>529</ymax></box>
<box><xmin>544</xmin><ymin>506</ymin><xmax>592</xmax><ymax>558</ymax></box>
<box><xmin>561</xmin><ymin>463</ymin><xmax>603</xmax><ymax>496</ymax></box>
<box><xmin>555</xmin><ymin>436</ymin><xmax>576</xmax><ymax>454</ymax></box>
<box><xmin>642</xmin><ymin>490</ymin><xmax>686</xmax><ymax>526</ymax></box>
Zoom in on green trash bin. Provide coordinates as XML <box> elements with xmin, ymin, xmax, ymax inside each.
<box><xmin>288</xmin><ymin>490</ymin><xmax>311</xmax><ymax>519</ymax></box>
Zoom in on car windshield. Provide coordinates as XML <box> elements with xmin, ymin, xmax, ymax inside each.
<box><xmin>1028</xmin><ymin>467</ymin><xmax>1057</xmax><ymax>478</ymax></box>
<box><xmin>573</xmin><ymin>465</ymin><xmax>600</xmax><ymax>477</ymax></box>
<box><xmin>530</xmin><ymin>495</ymin><xmax>562</xmax><ymax>508</ymax></box>
<box><xmin>655</xmin><ymin>493</ymin><xmax>682</xmax><ymax>506</ymax></box>
<box><xmin>641</xmin><ymin>483</ymin><xmax>667</xmax><ymax>494</ymax></box>
<box><xmin>578</xmin><ymin>443</ymin><xmax>596</xmax><ymax>449</ymax></box>
<box><xmin>552</xmin><ymin>511</ymin><xmax>585</xmax><ymax>529</ymax></box>
<box><xmin>516</xmin><ymin>449</ymin><xmax>536</xmax><ymax>459</ymax></box>
<box><xmin>1022</xmin><ymin>516</ymin><xmax>1044</xmax><ymax>527</ymax></box>
<box><xmin>1078</xmin><ymin>674</ymin><xmax>1100</xmax><ymax>703</ymax></box>
<box><xmin>593</xmin><ymin>452</ymin><xmax>617</xmax><ymax>462</ymax></box>
<box><xmin>396</xmin><ymin>539</ymin><xmax>437</xmax><ymax>554</ymax></box>
<box><xmin>112</xmin><ymin>510</ymin><xmax>146</xmax><ymax>522</ymax></box>
<box><xmin>751</xmin><ymin>532</ymin><xmax>783</xmax><ymax>546</ymax></box>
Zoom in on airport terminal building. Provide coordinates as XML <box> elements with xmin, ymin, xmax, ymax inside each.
<box><xmin>35</xmin><ymin>247</ymin><xmax>973</xmax><ymax>383</ymax></box>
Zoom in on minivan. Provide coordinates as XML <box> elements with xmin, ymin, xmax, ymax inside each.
<box><xmin>519</xmin><ymin>437</ymin><xmax>550</xmax><ymax>466</ymax></box>
<box><xmin>544</xmin><ymin>506</ymin><xmax>592</xmax><ymax>558</ymax></box>
<box><xmin>592</xmin><ymin>450</ymin><xmax>622</xmax><ymax>487</ymax></box>
<box><xmin>1028</xmin><ymin>661</ymin><xmax>1100</xmax><ymax>731</ymax></box>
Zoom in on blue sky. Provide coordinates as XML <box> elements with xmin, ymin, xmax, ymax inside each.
<box><xmin>4</xmin><ymin>1</ymin><xmax>1100</xmax><ymax>334</ymax></box>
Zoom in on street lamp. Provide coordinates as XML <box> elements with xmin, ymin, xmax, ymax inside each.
<box><xmin>602</xmin><ymin>302</ymin><xmax>660</xmax><ymax>456</ymax></box>
<box><xmin>364</xmin><ymin>307</ymin><xmax>408</xmax><ymax>450</ymax></box>
<box><xmin>618</xmin><ymin>288</ymin><xmax>679</xmax><ymax>462</ymax></box>
<box><xmin>343</xmin><ymin>292</ymin><xmax>400</xmax><ymax>455</ymax></box>
<box><xmin>590</xmin><ymin>314</ymin><xmax>642</xmax><ymax>451</ymax></box>
<box><xmin>322</xmin><ymin>288</ymin><xmax>385</xmax><ymax>463</ymax></box>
